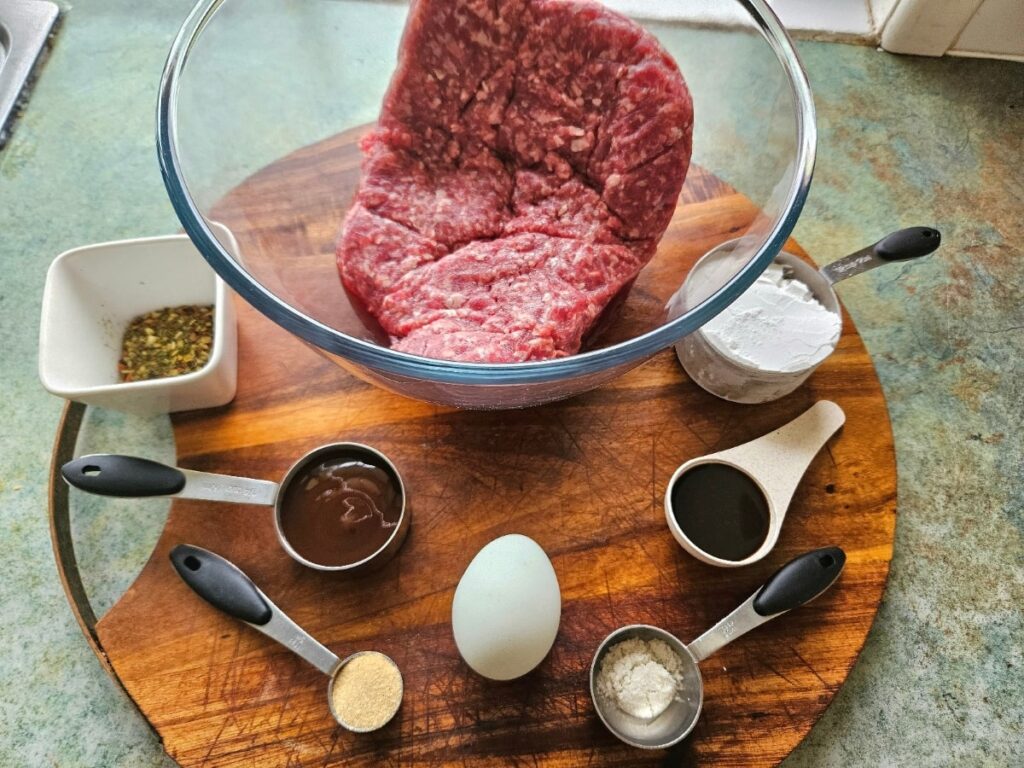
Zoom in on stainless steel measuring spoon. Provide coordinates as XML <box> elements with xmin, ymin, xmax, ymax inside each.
<box><xmin>771</xmin><ymin>227</ymin><xmax>941</xmax><ymax>352</ymax></box>
<box><xmin>814</xmin><ymin>226</ymin><xmax>940</xmax><ymax>285</ymax></box>
<box><xmin>61</xmin><ymin>443</ymin><xmax>409</xmax><ymax>573</ymax></box>
<box><xmin>673</xmin><ymin>227</ymin><xmax>940</xmax><ymax>404</ymax></box>
<box><xmin>590</xmin><ymin>546</ymin><xmax>845</xmax><ymax>749</ymax></box>
<box><xmin>665</xmin><ymin>401</ymin><xmax>845</xmax><ymax>567</ymax></box>
<box><xmin>169</xmin><ymin>544</ymin><xmax>403</xmax><ymax>732</ymax></box>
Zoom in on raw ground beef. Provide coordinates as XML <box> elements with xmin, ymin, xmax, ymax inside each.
<box><xmin>336</xmin><ymin>0</ymin><xmax>693</xmax><ymax>362</ymax></box>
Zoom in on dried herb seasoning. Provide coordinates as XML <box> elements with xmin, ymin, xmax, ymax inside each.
<box><xmin>118</xmin><ymin>305</ymin><xmax>214</xmax><ymax>382</ymax></box>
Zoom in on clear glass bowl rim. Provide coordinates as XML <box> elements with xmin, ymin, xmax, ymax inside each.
<box><xmin>157</xmin><ymin>0</ymin><xmax>816</xmax><ymax>386</ymax></box>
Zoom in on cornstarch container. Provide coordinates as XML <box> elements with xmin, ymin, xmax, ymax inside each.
<box><xmin>672</xmin><ymin>241</ymin><xmax>842</xmax><ymax>404</ymax></box>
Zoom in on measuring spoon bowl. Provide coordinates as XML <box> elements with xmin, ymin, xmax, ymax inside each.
<box><xmin>327</xmin><ymin>651</ymin><xmax>404</xmax><ymax>733</ymax></box>
<box><xmin>590</xmin><ymin>547</ymin><xmax>845</xmax><ymax>749</ymax></box>
<box><xmin>64</xmin><ymin>442</ymin><xmax>410</xmax><ymax>573</ymax></box>
<box><xmin>273</xmin><ymin>443</ymin><xmax>409</xmax><ymax>574</ymax></box>
<box><xmin>590</xmin><ymin>624</ymin><xmax>703</xmax><ymax>749</ymax></box>
<box><xmin>170</xmin><ymin>544</ymin><xmax>403</xmax><ymax>732</ymax></box>
<box><xmin>664</xmin><ymin>401</ymin><xmax>845</xmax><ymax>567</ymax></box>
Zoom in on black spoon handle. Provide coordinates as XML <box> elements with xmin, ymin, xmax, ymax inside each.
<box><xmin>753</xmin><ymin>546</ymin><xmax>846</xmax><ymax>616</ymax></box>
<box><xmin>820</xmin><ymin>227</ymin><xmax>940</xmax><ymax>285</ymax></box>
<box><xmin>62</xmin><ymin>454</ymin><xmax>185</xmax><ymax>497</ymax></box>
<box><xmin>687</xmin><ymin>547</ymin><xmax>846</xmax><ymax>663</ymax></box>
<box><xmin>62</xmin><ymin>453</ymin><xmax>278</xmax><ymax>504</ymax></box>
<box><xmin>170</xmin><ymin>544</ymin><xmax>271</xmax><ymax>625</ymax></box>
<box><xmin>169</xmin><ymin>545</ymin><xmax>340</xmax><ymax>675</ymax></box>
<box><xmin>873</xmin><ymin>226</ymin><xmax>942</xmax><ymax>261</ymax></box>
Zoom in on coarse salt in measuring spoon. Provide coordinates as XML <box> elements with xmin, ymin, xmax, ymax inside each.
<box><xmin>702</xmin><ymin>263</ymin><xmax>841</xmax><ymax>373</ymax></box>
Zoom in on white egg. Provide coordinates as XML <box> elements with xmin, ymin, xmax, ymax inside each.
<box><xmin>452</xmin><ymin>534</ymin><xmax>561</xmax><ymax>681</ymax></box>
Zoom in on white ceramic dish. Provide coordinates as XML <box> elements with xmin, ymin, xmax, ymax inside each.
<box><xmin>38</xmin><ymin>229</ymin><xmax>238</xmax><ymax>415</ymax></box>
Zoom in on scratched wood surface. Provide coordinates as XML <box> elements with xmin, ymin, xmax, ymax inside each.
<box><xmin>92</xmin><ymin>128</ymin><xmax>896</xmax><ymax>766</ymax></box>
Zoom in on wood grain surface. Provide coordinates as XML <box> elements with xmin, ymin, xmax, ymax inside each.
<box><xmin>92</xmin><ymin>128</ymin><xmax>896</xmax><ymax>767</ymax></box>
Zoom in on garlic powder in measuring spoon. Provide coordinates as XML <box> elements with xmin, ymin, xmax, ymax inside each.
<box><xmin>703</xmin><ymin>263</ymin><xmax>841</xmax><ymax>373</ymax></box>
<box><xmin>595</xmin><ymin>637</ymin><xmax>687</xmax><ymax>722</ymax></box>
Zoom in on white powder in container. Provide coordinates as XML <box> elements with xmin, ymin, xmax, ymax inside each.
<box><xmin>702</xmin><ymin>263</ymin><xmax>841</xmax><ymax>373</ymax></box>
<box><xmin>595</xmin><ymin>637</ymin><xmax>686</xmax><ymax>722</ymax></box>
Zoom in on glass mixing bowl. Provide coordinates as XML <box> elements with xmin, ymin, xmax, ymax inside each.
<box><xmin>158</xmin><ymin>0</ymin><xmax>815</xmax><ymax>409</ymax></box>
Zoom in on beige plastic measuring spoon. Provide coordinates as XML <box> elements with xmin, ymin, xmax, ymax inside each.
<box><xmin>664</xmin><ymin>400</ymin><xmax>845</xmax><ymax>567</ymax></box>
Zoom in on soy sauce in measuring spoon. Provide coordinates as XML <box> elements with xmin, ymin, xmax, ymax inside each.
<box><xmin>670</xmin><ymin>463</ymin><xmax>770</xmax><ymax>561</ymax></box>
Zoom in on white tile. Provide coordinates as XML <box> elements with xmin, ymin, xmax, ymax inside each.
<box><xmin>868</xmin><ymin>0</ymin><xmax>900</xmax><ymax>29</ymax></box>
<box><xmin>603</xmin><ymin>0</ymin><xmax>875</xmax><ymax>40</ymax></box>
<box><xmin>772</xmin><ymin>0</ymin><xmax>874</xmax><ymax>36</ymax></box>
<box><xmin>953</xmin><ymin>0</ymin><xmax>1024</xmax><ymax>57</ymax></box>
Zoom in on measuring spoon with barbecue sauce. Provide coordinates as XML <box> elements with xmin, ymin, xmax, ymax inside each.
<box><xmin>664</xmin><ymin>401</ymin><xmax>845</xmax><ymax>567</ymax></box>
<box><xmin>62</xmin><ymin>442</ymin><xmax>408</xmax><ymax>573</ymax></box>
<box><xmin>276</xmin><ymin>445</ymin><xmax>405</xmax><ymax>570</ymax></box>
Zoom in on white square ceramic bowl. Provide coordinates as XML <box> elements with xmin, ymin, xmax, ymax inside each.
<box><xmin>38</xmin><ymin>229</ymin><xmax>238</xmax><ymax>415</ymax></box>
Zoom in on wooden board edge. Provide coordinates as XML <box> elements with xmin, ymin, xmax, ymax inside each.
<box><xmin>47</xmin><ymin>400</ymin><xmax>172</xmax><ymax>758</ymax></box>
<box><xmin>776</xmin><ymin>507</ymin><xmax>897</xmax><ymax>764</ymax></box>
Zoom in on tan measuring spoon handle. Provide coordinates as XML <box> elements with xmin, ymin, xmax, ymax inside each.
<box><xmin>714</xmin><ymin>401</ymin><xmax>845</xmax><ymax>518</ymax></box>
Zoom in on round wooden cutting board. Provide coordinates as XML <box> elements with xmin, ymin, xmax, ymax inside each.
<box><xmin>51</xmin><ymin>129</ymin><xmax>895</xmax><ymax>767</ymax></box>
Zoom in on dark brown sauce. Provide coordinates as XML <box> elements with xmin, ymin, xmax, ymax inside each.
<box><xmin>669</xmin><ymin>463</ymin><xmax>769</xmax><ymax>561</ymax></box>
<box><xmin>280</xmin><ymin>455</ymin><xmax>402</xmax><ymax>567</ymax></box>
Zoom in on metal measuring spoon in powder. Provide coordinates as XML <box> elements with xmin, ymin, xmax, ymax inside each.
<box><xmin>674</xmin><ymin>227</ymin><xmax>940</xmax><ymax>404</ymax></box>
<box><xmin>169</xmin><ymin>544</ymin><xmax>403</xmax><ymax>732</ymax></box>
<box><xmin>590</xmin><ymin>546</ymin><xmax>845</xmax><ymax>749</ymax></box>
<box><xmin>665</xmin><ymin>400</ymin><xmax>845</xmax><ymax>567</ymax></box>
<box><xmin>62</xmin><ymin>443</ymin><xmax>409</xmax><ymax>573</ymax></box>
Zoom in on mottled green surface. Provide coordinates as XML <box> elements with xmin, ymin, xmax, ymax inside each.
<box><xmin>1</xmin><ymin>0</ymin><xmax>1021</xmax><ymax>764</ymax></box>
<box><xmin>785</xmin><ymin>45</ymin><xmax>1024</xmax><ymax>766</ymax></box>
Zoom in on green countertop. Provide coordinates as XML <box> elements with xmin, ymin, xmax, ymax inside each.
<box><xmin>1</xmin><ymin>1</ymin><xmax>1021</xmax><ymax>764</ymax></box>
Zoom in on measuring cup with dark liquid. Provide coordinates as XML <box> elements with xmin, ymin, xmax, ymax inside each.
<box><xmin>62</xmin><ymin>443</ymin><xmax>408</xmax><ymax>573</ymax></box>
<box><xmin>664</xmin><ymin>401</ymin><xmax>845</xmax><ymax>567</ymax></box>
